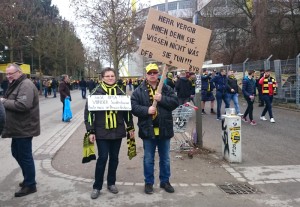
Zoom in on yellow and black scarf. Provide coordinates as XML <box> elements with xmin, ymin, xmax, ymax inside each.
<box><xmin>146</xmin><ymin>80</ymin><xmax>159</xmax><ymax>120</ymax></box>
<box><xmin>101</xmin><ymin>82</ymin><xmax>118</xmax><ymax>129</ymax></box>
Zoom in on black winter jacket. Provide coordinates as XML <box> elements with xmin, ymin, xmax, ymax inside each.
<box><xmin>84</xmin><ymin>84</ymin><xmax>134</xmax><ymax>140</ymax></box>
<box><xmin>131</xmin><ymin>81</ymin><xmax>179</xmax><ymax>139</ymax></box>
<box><xmin>226</xmin><ymin>76</ymin><xmax>239</xmax><ymax>94</ymax></box>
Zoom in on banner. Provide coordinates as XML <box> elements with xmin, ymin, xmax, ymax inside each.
<box><xmin>138</xmin><ymin>8</ymin><xmax>211</xmax><ymax>72</ymax></box>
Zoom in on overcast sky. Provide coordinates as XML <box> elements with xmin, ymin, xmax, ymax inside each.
<box><xmin>51</xmin><ymin>0</ymin><xmax>176</xmax><ymax>21</ymax></box>
<box><xmin>51</xmin><ymin>0</ymin><xmax>177</xmax><ymax>47</ymax></box>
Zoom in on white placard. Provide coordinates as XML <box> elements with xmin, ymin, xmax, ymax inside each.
<box><xmin>88</xmin><ymin>95</ymin><xmax>131</xmax><ymax>111</ymax></box>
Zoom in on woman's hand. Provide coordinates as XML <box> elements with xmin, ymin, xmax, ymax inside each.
<box><xmin>89</xmin><ymin>134</ymin><xmax>96</xmax><ymax>143</ymax></box>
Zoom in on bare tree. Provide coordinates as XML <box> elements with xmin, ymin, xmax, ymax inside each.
<box><xmin>71</xmin><ymin>0</ymin><xmax>141</xmax><ymax>77</ymax></box>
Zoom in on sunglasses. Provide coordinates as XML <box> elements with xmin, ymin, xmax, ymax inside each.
<box><xmin>147</xmin><ymin>71</ymin><xmax>158</xmax><ymax>75</ymax></box>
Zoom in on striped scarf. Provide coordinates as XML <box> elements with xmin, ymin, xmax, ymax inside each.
<box><xmin>101</xmin><ymin>82</ymin><xmax>118</xmax><ymax>129</ymax></box>
<box><xmin>146</xmin><ymin>80</ymin><xmax>159</xmax><ymax>120</ymax></box>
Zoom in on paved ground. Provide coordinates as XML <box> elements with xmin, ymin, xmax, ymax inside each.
<box><xmin>0</xmin><ymin>89</ymin><xmax>300</xmax><ymax>207</ymax></box>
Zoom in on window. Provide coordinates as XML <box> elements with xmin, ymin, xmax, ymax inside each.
<box><xmin>157</xmin><ymin>4</ymin><xmax>165</xmax><ymax>11</ymax></box>
<box><xmin>179</xmin><ymin>0</ymin><xmax>193</xmax><ymax>9</ymax></box>
<box><xmin>168</xmin><ymin>2</ymin><xmax>178</xmax><ymax>11</ymax></box>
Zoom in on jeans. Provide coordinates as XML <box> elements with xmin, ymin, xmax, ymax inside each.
<box><xmin>261</xmin><ymin>95</ymin><xmax>273</xmax><ymax>118</ymax></box>
<box><xmin>216</xmin><ymin>91</ymin><xmax>229</xmax><ymax>118</ymax></box>
<box><xmin>53</xmin><ymin>88</ymin><xmax>57</xmax><ymax>97</ymax></box>
<box><xmin>44</xmin><ymin>87</ymin><xmax>47</xmax><ymax>97</ymax></box>
<box><xmin>243</xmin><ymin>96</ymin><xmax>254</xmax><ymax>121</ymax></box>
<box><xmin>143</xmin><ymin>138</ymin><xmax>171</xmax><ymax>185</ymax></box>
<box><xmin>81</xmin><ymin>87</ymin><xmax>86</xmax><ymax>98</ymax></box>
<box><xmin>11</xmin><ymin>137</ymin><xmax>36</xmax><ymax>187</ymax></box>
<box><xmin>226</xmin><ymin>93</ymin><xmax>241</xmax><ymax>114</ymax></box>
<box><xmin>93</xmin><ymin>139</ymin><xmax>122</xmax><ymax>190</ymax></box>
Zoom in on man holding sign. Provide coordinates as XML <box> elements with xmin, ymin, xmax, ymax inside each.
<box><xmin>131</xmin><ymin>63</ymin><xmax>179</xmax><ymax>194</ymax></box>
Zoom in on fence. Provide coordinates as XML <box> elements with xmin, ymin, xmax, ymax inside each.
<box><xmin>212</xmin><ymin>54</ymin><xmax>300</xmax><ymax>108</ymax></box>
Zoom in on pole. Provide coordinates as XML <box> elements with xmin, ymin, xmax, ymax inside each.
<box><xmin>193</xmin><ymin>5</ymin><xmax>203</xmax><ymax>147</ymax></box>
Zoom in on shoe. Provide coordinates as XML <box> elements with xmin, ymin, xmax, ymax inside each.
<box><xmin>90</xmin><ymin>189</ymin><xmax>100</xmax><ymax>199</ymax></box>
<box><xmin>260</xmin><ymin>116</ymin><xmax>267</xmax><ymax>121</ymax></box>
<box><xmin>216</xmin><ymin>117</ymin><xmax>221</xmax><ymax>121</ymax></box>
<box><xmin>250</xmin><ymin>120</ymin><xmax>257</xmax><ymax>126</ymax></box>
<box><xmin>237</xmin><ymin>113</ymin><xmax>243</xmax><ymax>116</ymax></box>
<box><xmin>241</xmin><ymin>116</ymin><xmax>248</xmax><ymax>123</ymax></box>
<box><xmin>160</xmin><ymin>182</ymin><xmax>175</xmax><ymax>193</ymax></box>
<box><xmin>258</xmin><ymin>104</ymin><xmax>264</xmax><ymax>107</ymax></box>
<box><xmin>270</xmin><ymin>118</ymin><xmax>275</xmax><ymax>123</ymax></box>
<box><xmin>19</xmin><ymin>182</ymin><xmax>24</xmax><ymax>188</ymax></box>
<box><xmin>211</xmin><ymin>110</ymin><xmax>216</xmax><ymax>114</ymax></box>
<box><xmin>107</xmin><ymin>185</ymin><xmax>119</xmax><ymax>194</ymax></box>
<box><xmin>201</xmin><ymin>111</ymin><xmax>206</xmax><ymax>115</ymax></box>
<box><xmin>145</xmin><ymin>184</ymin><xmax>154</xmax><ymax>194</ymax></box>
<box><xmin>14</xmin><ymin>186</ymin><xmax>37</xmax><ymax>197</ymax></box>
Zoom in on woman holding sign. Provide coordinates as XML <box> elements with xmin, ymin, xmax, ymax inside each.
<box><xmin>84</xmin><ymin>67</ymin><xmax>135</xmax><ymax>199</ymax></box>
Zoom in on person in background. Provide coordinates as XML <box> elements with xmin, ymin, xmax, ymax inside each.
<box><xmin>79</xmin><ymin>77</ymin><xmax>87</xmax><ymax>99</ymax></box>
<box><xmin>165</xmin><ymin>72</ymin><xmax>175</xmax><ymax>90</ymax></box>
<box><xmin>59</xmin><ymin>74</ymin><xmax>71</xmax><ymax>122</ymax></box>
<box><xmin>259</xmin><ymin>69</ymin><xmax>277</xmax><ymax>123</ymax></box>
<box><xmin>52</xmin><ymin>78</ymin><xmax>58</xmax><ymax>98</ymax></box>
<box><xmin>175</xmin><ymin>70</ymin><xmax>192</xmax><ymax>105</ymax></box>
<box><xmin>256</xmin><ymin>69</ymin><xmax>265</xmax><ymax>107</ymax></box>
<box><xmin>131</xmin><ymin>63</ymin><xmax>179</xmax><ymax>195</ymax></box>
<box><xmin>201</xmin><ymin>69</ymin><xmax>216</xmax><ymax>115</ymax></box>
<box><xmin>226</xmin><ymin>70</ymin><xmax>243</xmax><ymax>116</ymax></box>
<box><xmin>84</xmin><ymin>67</ymin><xmax>134</xmax><ymax>199</ymax></box>
<box><xmin>211</xmin><ymin>69</ymin><xmax>229</xmax><ymax>120</ymax></box>
<box><xmin>1</xmin><ymin>63</ymin><xmax>40</xmax><ymax>197</ymax></box>
<box><xmin>189</xmin><ymin>72</ymin><xmax>196</xmax><ymax>104</ymax></box>
<box><xmin>1</xmin><ymin>78</ymin><xmax>9</xmax><ymax>96</ymax></box>
<box><xmin>241</xmin><ymin>70</ymin><xmax>257</xmax><ymax>125</ymax></box>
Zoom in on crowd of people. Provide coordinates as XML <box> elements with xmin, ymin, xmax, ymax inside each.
<box><xmin>0</xmin><ymin>62</ymin><xmax>277</xmax><ymax>200</ymax></box>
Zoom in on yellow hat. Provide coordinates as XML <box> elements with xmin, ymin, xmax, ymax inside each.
<box><xmin>146</xmin><ymin>63</ymin><xmax>159</xmax><ymax>73</ymax></box>
<box><xmin>167</xmin><ymin>72</ymin><xmax>173</xmax><ymax>78</ymax></box>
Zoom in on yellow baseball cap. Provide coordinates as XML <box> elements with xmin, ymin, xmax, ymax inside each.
<box><xmin>146</xmin><ymin>63</ymin><xmax>159</xmax><ymax>73</ymax></box>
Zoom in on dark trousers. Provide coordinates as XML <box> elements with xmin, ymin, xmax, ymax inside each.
<box><xmin>216</xmin><ymin>91</ymin><xmax>229</xmax><ymax>118</ymax></box>
<box><xmin>243</xmin><ymin>97</ymin><xmax>254</xmax><ymax>121</ymax></box>
<box><xmin>81</xmin><ymin>87</ymin><xmax>86</xmax><ymax>98</ymax></box>
<box><xmin>93</xmin><ymin>139</ymin><xmax>122</xmax><ymax>190</ymax></box>
<box><xmin>261</xmin><ymin>95</ymin><xmax>273</xmax><ymax>118</ymax></box>
<box><xmin>178</xmin><ymin>97</ymin><xmax>190</xmax><ymax>105</ymax></box>
<box><xmin>11</xmin><ymin>137</ymin><xmax>36</xmax><ymax>187</ymax></box>
<box><xmin>258</xmin><ymin>91</ymin><xmax>264</xmax><ymax>106</ymax></box>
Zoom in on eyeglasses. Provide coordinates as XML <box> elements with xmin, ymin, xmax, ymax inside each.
<box><xmin>147</xmin><ymin>72</ymin><xmax>158</xmax><ymax>75</ymax></box>
<box><xmin>6</xmin><ymin>70</ymin><xmax>19</xmax><ymax>76</ymax></box>
<box><xmin>103</xmin><ymin>75</ymin><xmax>115</xmax><ymax>78</ymax></box>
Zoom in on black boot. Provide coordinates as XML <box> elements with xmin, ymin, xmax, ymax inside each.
<box><xmin>15</xmin><ymin>186</ymin><xmax>37</xmax><ymax>197</ymax></box>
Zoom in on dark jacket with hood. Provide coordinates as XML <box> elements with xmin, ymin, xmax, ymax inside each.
<box><xmin>1</xmin><ymin>74</ymin><xmax>40</xmax><ymax>138</ymax></box>
<box><xmin>131</xmin><ymin>80</ymin><xmax>179</xmax><ymax>139</ymax></box>
<box><xmin>84</xmin><ymin>83</ymin><xmax>134</xmax><ymax>140</ymax></box>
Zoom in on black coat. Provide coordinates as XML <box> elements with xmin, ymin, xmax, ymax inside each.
<box><xmin>131</xmin><ymin>81</ymin><xmax>179</xmax><ymax>139</ymax></box>
<box><xmin>0</xmin><ymin>101</ymin><xmax>5</xmax><ymax>135</ymax></box>
<box><xmin>84</xmin><ymin>84</ymin><xmax>134</xmax><ymax>140</ymax></box>
<box><xmin>59</xmin><ymin>81</ymin><xmax>71</xmax><ymax>102</ymax></box>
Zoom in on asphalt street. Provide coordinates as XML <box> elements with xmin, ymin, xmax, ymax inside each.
<box><xmin>0</xmin><ymin>89</ymin><xmax>300</xmax><ymax>207</ymax></box>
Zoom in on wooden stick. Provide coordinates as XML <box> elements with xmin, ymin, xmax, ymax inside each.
<box><xmin>152</xmin><ymin>64</ymin><xmax>168</xmax><ymax>108</ymax></box>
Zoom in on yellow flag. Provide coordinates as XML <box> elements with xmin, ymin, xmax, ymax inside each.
<box><xmin>246</xmin><ymin>0</ymin><xmax>253</xmax><ymax>12</ymax></box>
<box><xmin>131</xmin><ymin>0</ymin><xmax>136</xmax><ymax>13</ymax></box>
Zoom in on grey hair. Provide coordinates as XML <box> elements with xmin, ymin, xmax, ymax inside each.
<box><xmin>7</xmin><ymin>63</ymin><xmax>22</xmax><ymax>72</ymax></box>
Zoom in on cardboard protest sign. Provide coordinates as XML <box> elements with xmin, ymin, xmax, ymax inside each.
<box><xmin>138</xmin><ymin>8</ymin><xmax>211</xmax><ymax>72</ymax></box>
<box><xmin>88</xmin><ymin>95</ymin><xmax>131</xmax><ymax>111</ymax></box>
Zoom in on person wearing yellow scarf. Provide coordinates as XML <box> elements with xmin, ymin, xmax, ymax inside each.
<box><xmin>84</xmin><ymin>67</ymin><xmax>135</xmax><ymax>199</ymax></box>
<box><xmin>131</xmin><ymin>63</ymin><xmax>179</xmax><ymax>195</ymax></box>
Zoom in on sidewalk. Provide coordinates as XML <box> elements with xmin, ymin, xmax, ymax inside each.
<box><xmin>2</xmin><ymin>90</ymin><xmax>296</xmax><ymax>206</ymax></box>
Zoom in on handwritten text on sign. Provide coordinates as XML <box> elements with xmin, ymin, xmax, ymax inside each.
<box><xmin>139</xmin><ymin>8</ymin><xmax>211</xmax><ymax>72</ymax></box>
<box><xmin>88</xmin><ymin>95</ymin><xmax>131</xmax><ymax>111</ymax></box>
